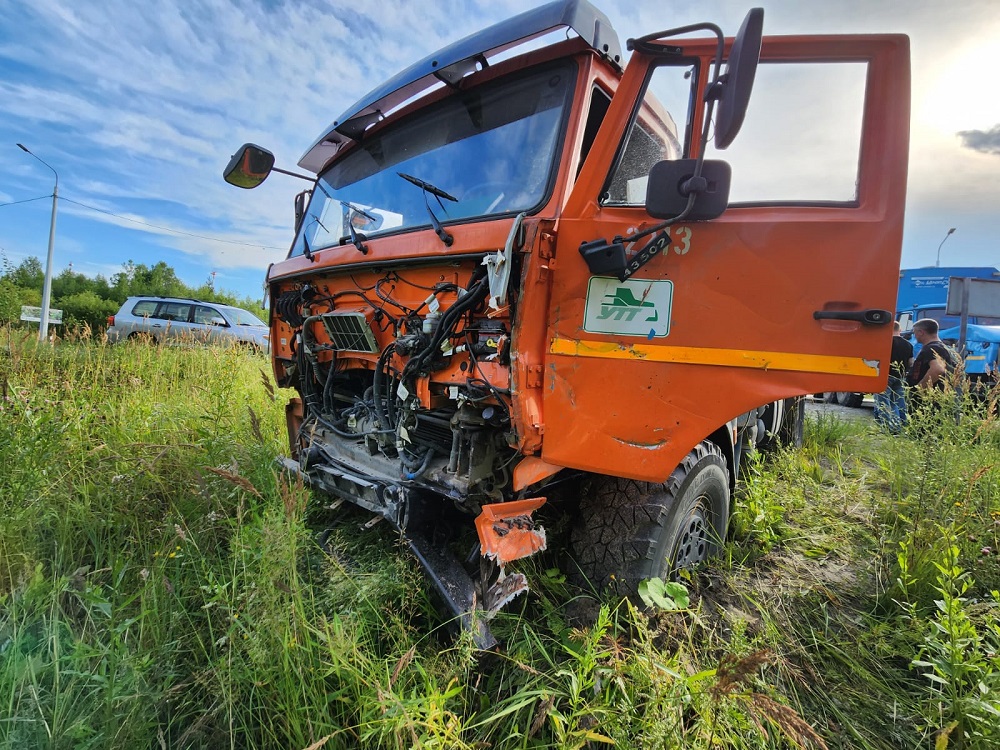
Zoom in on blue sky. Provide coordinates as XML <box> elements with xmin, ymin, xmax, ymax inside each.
<box><xmin>1</xmin><ymin>0</ymin><xmax>998</xmax><ymax>301</ymax></box>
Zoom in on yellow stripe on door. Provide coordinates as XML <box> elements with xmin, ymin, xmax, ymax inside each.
<box><xmin>549</xmin><ymin>337</ymin><xmax>879</xmax><ymax>377</ymax></box>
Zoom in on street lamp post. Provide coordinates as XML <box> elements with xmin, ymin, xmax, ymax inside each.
<box><xmin>17</xmin><ymin>143</ymin><xmax>59</xmax><ymax>342</ymax></box>
<box><xmin>935</xmin><ymin>227</ymin><xmax>956</xmax><ymax>268</ymax></box>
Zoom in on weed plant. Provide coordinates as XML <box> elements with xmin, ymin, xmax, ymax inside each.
<box><xmin>2</xmin><ymin>328</ymin><xmax>999</xmax><ymax>749</ymax></box>
<box><xmin>723</xmin><ymin>386</ymin><xmax>1000</xmax><ymax>749</ymax></box>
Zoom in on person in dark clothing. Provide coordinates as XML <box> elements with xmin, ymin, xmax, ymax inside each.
<box><xmin>874</xmin><ymin>321</ymin><xmax>913</xmax><ymax>432</ymax></box>
<box><xmin>906</xmin><ymin>319</ymin><xmax>956</xmax><ymax>415</ymax></box>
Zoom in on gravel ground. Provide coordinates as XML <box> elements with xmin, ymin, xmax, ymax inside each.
<box><xmin>803</xmin><ymin>394</ymin><xmax>875</xmax><ymax>422</ymax></box>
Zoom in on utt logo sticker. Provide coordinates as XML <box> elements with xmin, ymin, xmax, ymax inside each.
<box><xmin>584</xmin><ymin>277</ymin><xmax>673</xmax><ymax>338</ymax></box>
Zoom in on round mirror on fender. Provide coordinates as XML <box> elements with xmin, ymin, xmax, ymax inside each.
<box><xmin>223</xmin><ymin>143</ymin><xmax>275</xmax><ymax>189</ymax></box>
<box><xmin>713</xmin><ymin>8</ymin><xmax>764</xmax><ymax>150</ymax></box>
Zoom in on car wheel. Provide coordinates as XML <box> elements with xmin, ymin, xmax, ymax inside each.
<box><xmin>571</xmin><ymin>441</ymin><xmax>730</xmax><ymax>596</ymax></box>
<box><xmin>128</xmin><ymin>332</ymin><xmax>155</xmax><ymax>344</ymax></box>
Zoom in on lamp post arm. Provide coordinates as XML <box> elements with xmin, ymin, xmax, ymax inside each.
<box><xmin>935</xmin><ymin>227</ymin><xmax>956</xmax><ymax>267</ymax></box>
<box><xmin>16</xmin><ymin>143</ymin><xmax>58</xmax><ymax>188</ymax></box>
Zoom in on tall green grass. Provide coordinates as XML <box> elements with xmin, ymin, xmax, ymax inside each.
<box><xmin>2</xmin><ymin>327</ymin><xmax>998</xmax><ymax>749</ymax></box>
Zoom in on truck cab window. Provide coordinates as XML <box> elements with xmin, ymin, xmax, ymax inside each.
<box><xmin>602</xmin><ymin>62</ymin><xmax>694</xmax><ymax>205</ymax></box>
<box><xmin>578</xmin><ymin>86</ymin><xmax>612</xmax><ymax>175</ymax></box>
<box><xmin>707</xmin><ymin>61</ymin><xmax>868</xmax><ymax>204</ymax></box>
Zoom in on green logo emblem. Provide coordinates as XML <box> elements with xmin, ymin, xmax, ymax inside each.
<box><xmin>596</xmin><ymin>287</ymin><xmax>660</xmax><ymax>322</ymax></box>
<box><xmin>584</xmin><ymin>277</ymin><xmax>673</xmax><ymax>337</ymax></box>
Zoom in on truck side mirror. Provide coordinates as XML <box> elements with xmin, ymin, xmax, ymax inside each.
<box><xmin>224</xmin><ymin>143</ymin><xmax>275</xmax><ymax>189</ymax></box>
<box><xmin>646</xmin><ymin>159</ymin><xmax>731</xmax><ymax>221</ymax></box>
<box><xmin>712</xmin><ymin>8</ymin><xmax>764</xmax><ymax>149</ymax></box>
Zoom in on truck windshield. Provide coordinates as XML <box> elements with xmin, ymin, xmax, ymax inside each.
<box><xmin>290</xmin><ymin>61</ymin><xmax>575</xmax><ymax>256</ymax></box>
<box><xmin>917</xmin><ymin>309</ymin><xmax>1000</xmax><ymax>327</ymax></box>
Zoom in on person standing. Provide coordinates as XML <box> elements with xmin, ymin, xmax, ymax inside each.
<box><xmin>906</xmin><ymin>319</ymin><xmax>956</xmax><ymax>413</ymax></box>
<box><xmin>875</xmin><ymin>320</ymin><xmax>912</xmax><ymax>432</ymax></box>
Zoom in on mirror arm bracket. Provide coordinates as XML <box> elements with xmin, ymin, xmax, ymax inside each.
<box><xmin>627</xmin><ymin>41</ymin><xmax>684</xmax><ymax>57</ymax></box>
<box><xmin>627</xmin><ymin>22</ymin><xmax>723</xmax><ymax>52</ymax></box>
<box><xmin>271</xmin><ymin>166</ymin><xmax>316</xmax><ymax>183</ymax></box>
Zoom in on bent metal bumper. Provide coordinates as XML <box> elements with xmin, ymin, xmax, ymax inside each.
<box><xmin>278</xmin><ymin>456</ymin><xmax>548</xmax><ymax>649</ymax></box>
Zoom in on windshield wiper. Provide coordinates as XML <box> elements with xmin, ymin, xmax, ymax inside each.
<box><xmin>398</xmin><ymin>171</ymin><xmax>457</xmax><ymax>246</ymax></box>
<box><xmin>342</xmin><ymin>201</ymin><xmax>378</xmax><ymax>255</ymax></box>
<box><xmin>315</xmin><ymin>182</ymin><xmax>377</xmax><ymax>255</ymax></box>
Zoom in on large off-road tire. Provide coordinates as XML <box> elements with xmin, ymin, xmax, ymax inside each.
<box><xmin>570</xmin><ymin>441</ymin><xmax>730</xmax><ymax>596</ymax></box>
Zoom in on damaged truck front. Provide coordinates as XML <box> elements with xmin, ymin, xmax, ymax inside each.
<box><xmin>225</xmin><ymin>0</ymin><xmax>910</xmax><ymax>646</ymax></box>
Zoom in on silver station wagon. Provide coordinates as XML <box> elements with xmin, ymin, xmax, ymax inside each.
<box><xmin>106</xmin><ymin>296</ymin><xmax>270</xmax><ymax>353</ymax></box>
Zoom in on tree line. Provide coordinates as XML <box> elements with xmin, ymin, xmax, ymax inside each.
<box><xmin>0</xmin><ymin>255</ymin><xmax>264</xmax><ymax>333</ymax></box>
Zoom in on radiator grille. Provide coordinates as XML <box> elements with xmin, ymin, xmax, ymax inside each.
<box><xmin>320</xmin><ymin>312</ymin><xmax>379</xmax><ymax>353</ymax></box>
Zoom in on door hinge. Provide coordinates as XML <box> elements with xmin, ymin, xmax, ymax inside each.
<box><xmin>526</xmin><ymin>364</ymin><xmax>544</xmax><ymax>389</ymax></box>
<box><xmin>538</xmin><ymin>232</ymin><xmax>556</xmax><ymax>261</ymax></box>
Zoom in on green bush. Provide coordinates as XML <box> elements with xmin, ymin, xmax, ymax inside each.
<box><xmin>0</xmin><ymin>278</ymin><xmax>41</xmax><ymax>325</ymax></box>
<box><xmin>58</xmin><ymin>290</ymin><xmax>120</xmax><ymax>333</ymax></box>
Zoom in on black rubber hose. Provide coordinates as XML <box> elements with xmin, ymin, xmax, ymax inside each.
<box><xmin>403</xmin><ymin>448</ymin><xmax>434</xmax><ymax>480</ymax></box>
<box><xmin>405</xmin><ymin>277</ymin><xmax>489</xmax><ymax>379</ymax></box>
<box><xmin>372</xmin><ymin>343</ymin><xmax>395</xmax><ymax>434</ymax></box>
<box><xmin>298</xmin><ymin>337</ymin><xmax>321</xmax><ymax>414</ymax></box>
<box><xmin>399</xmin><ymin>447</ymin><xmax>426</xmax><ymax>469</ymax></box>
<box><xmin>322</xmin><ymin>351</ymin><xmax>339</xmax><ymax>414</ymax></box>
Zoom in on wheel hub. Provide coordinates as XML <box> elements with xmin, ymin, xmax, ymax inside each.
<box><xmin>674</xmin><ymin>501</ymin><xmax>710</xmax><ymax>569</ymax></box>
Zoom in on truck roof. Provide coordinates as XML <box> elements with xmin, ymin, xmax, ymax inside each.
<box><xmin>900</xmin><ymin>266</ymin><xmax>1000</xmax><ymax>280</ymax></box>
<box><xmin>298</xmin><ymin>0</ymin><xmax>622</xmax><ymax>173</ymax></box>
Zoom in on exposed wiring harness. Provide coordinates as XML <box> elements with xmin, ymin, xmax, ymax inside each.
<box><xmin>288</xmin><ymin>266</ymin><xmax>496</xmax><ymax>482</ymax></box>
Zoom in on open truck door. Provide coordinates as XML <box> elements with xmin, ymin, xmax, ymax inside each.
<box><xmin>541</xmin><ymin>33</ymin><xmax>909</xmax><ymax>481</ymax></box>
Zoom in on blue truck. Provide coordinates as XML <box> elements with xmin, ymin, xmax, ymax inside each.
<box><xmin>896</xmin><ymin>266</ymin><xmax>1000</xmax><ymax>320</ymax></box>
<box><xmin>899</xmin><ymin>267</ymin><xmax>1000</xmax><ymax>385</ymax></box>
<box><xmin>936</xmin><ymin>324</ymin><xmax>1000</xmax><ymax>381</ymax></box>
<box><xmin>829</xmin><ymin>266</ymin><xmax>1000</xmax><ymax>405</ymax></box>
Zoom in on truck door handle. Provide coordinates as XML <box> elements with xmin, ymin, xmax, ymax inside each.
<box><xmin>813</xmin><ymin>309</ymin><xmax>891</xmax><ymax>325</ymax></box>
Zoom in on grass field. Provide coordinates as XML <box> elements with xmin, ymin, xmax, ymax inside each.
<box><xmin>2</xmin><ymin>327</ymin><xmax>999</xmax><ymax>749</ymax></box>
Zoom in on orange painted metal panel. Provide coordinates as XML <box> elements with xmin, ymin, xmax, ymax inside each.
<box><xmin>475</xmin><ymin>497</ymin><xmax>548</xmax><ymax>565</ymax></box>
<box><xmin>541</xmin><ymin>35</ymin><xmax>910</xmax><ymax>481</ymax></box>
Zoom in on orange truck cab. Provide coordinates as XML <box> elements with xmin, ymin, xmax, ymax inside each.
<box><xmin>225</xmin><ymin>0</ymin><xmax>909</xmax><ymax>646</ymax></box>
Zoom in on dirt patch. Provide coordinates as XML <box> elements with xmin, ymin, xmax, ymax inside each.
<box><xmin>697</xmin><ymin>548</ymin><xmax>867</xmax><ymax>645</ymax></box>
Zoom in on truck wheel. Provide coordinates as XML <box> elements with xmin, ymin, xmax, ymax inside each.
<box><xmin>758</xmin><ymin>397</ymin><xmax>804</xmax><ymax>450</ymax></box>
<box><xmin>570</xmin><ymin>441</ymin><xmax>730</xmax><ymax>596</ymax></box>
<box><xmin>836</xmin><ymin>392</ymin><xmax>864</xmax><ymax>408</ymax></box>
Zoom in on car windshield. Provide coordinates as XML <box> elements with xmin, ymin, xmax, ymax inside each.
<box><xmin>290</xmin><ymin>60</ymin><xmax>575</xmax><ymax>256</ymax></box>
<box><xmin>228</xmin><ymin>308</ymin><xmax>266</xmax><ymax>326</ymax></box>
